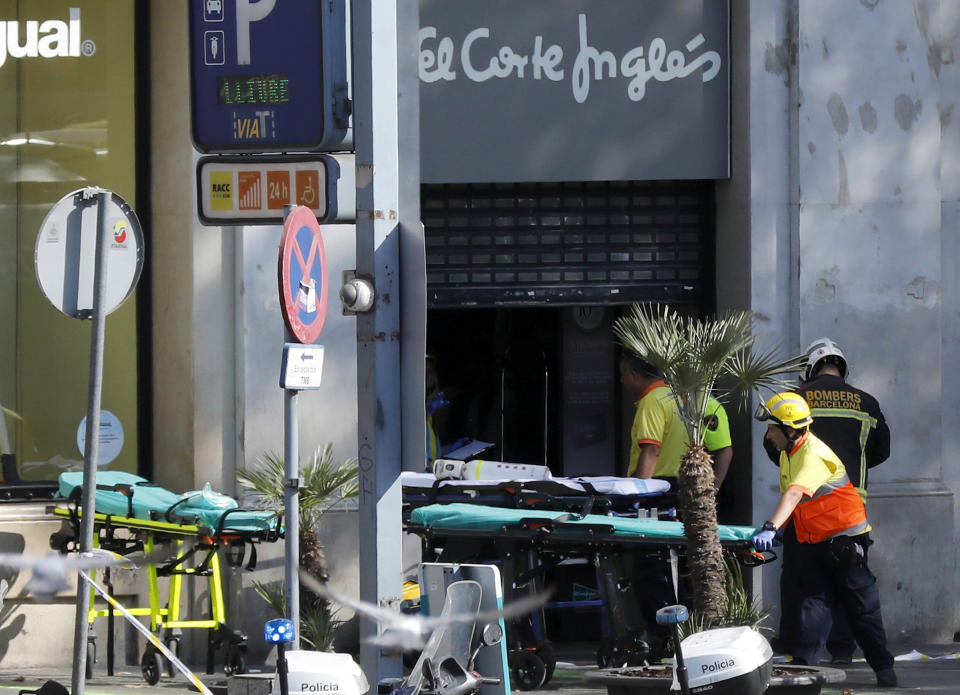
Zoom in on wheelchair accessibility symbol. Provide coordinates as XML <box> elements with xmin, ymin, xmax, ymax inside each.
<box><xmin>279</xmin><ymin>207</ymin><xmax>328</xmax><ymax>343</ymax></box>
<box><xmin>295</xmin><ymin>170</ymin><xmax>319</xmax><ymax>208</ymax></box>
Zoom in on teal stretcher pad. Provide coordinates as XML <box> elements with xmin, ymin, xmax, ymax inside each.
<box><xmin>409</xmin><ymin>502</ymin><xmax>758</xmax><ymax>542</ymax></box>
<box><xmin>58</xmin><ymin>471</ymin><xmax>280</xmax><ymax>535</ymax></box>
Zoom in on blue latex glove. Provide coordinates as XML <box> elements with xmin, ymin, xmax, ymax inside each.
<box><xmin>752</xmin><ymin>528</ymin><xmax>777</xmax><ymax>552</ymax></box>
<box><xmin>426</xmin><ymin>391</ymin><xmax>450</xmax><ymax>416</ymax></box>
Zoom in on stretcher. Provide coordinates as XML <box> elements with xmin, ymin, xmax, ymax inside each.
<box><xmin>51</xmin><ymin>472</ymin><xmax>282</xmax><ymax>683</ymax></box>
<box><xmin>401</xmin><ymin>471</ymin><xmax>673</xmax><ymax>517</ymax></box>
<box><xmin>405</xmin><ymin>503</ymin><xmax>767</xmax><ymax>681</ymax></box>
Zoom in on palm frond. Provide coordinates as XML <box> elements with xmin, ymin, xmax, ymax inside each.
<box><xmin>676</xmin><ymin>553</ymin><xmax>771</xmax><ymax>641</ymax></box>
<box><xmin>299</xmin><ymin>596</ymin><xmax>343</xmax><ymax>651</ymax></box>
<box><xmin>236</xmin><ymin>453</ymin><xmax>286</xmax><ymax>508</ymax></box>
<box><xmin>252</xmin><ymin>579</ymin><xmax>286</xmax><ymax>617</ymax></box>
<box><xmin>614</xmin><ymin>304</ymin><xmax>773</xmax><ymax>444</ymax></box>
<box><xmin>299</xmin><ymin>444</ymin><xmax>360</xmax><ymax>522</ymax></box>
<box><xmin>251</xmin><ymin>580</ymin><xmax>343</xmax><ymax>651</ymax></box>
<box><xmin>614</xmin><ymin>302</ymin><xmax>795</xmax><ymax>624</ymax></box>
<box><xmin>237</xmin><ymin>444</ymin><xmax>359</xmax><ymax>528</ymax></box>
<box><xmin>613</xmin><ymin>303</ymin><xmax>685</xmax><ymax>376</ymax></box>
<box><xmin>724</xmin><ymin>344</ymin><xmax>806</xmax><ymax>412</ymax></box>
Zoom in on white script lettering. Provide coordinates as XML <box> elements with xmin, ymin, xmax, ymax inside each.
<box><xmin>418</xmin><ymin>27</ymin><xmax>456</xmax><ymax>82</ymax></box>
<box><xmin>418</xmin><ymin>15</ymin><xmax>722</xmax><ymax>104</ymax></box>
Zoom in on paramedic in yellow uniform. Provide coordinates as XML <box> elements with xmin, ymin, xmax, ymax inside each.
<box><xmin>703</xmin><ymin>396</ymin><xmax>732</xmax><ymax>490</ymax></box>
<box><xmin>620</xmin><ymin>353</ymin><xmax>685</xmax><ymax>482</ymax></box>
<box><xmin>752</xmin><ymin>392</ymin><xmax>897</xmax><ymax>689</ymax></box>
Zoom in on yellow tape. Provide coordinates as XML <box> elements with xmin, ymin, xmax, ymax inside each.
<box><xmin>79</xmin><ymin>571</ymin><xmax>214</xmax><ymax>695</ymax></box>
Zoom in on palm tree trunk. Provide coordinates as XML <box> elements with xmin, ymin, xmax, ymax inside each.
<box><xmin>299</xmin><ymin>526</ymin><xmax>330</xmax><ymax>618</ymax></box>
<box><xmin>678</xmin><ymin>444</ymin><xmax>728</xmax><ymax>622</ymax></box>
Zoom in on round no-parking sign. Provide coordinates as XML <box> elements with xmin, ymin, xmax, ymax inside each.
<box><xmin>278</xmin><ymin>206</ymin><xmax>328</xmax><ymax>343</ymax></box>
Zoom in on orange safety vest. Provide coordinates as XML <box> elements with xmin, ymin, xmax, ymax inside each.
<box><xmin>792</xmin><ymin>475</ymin><xmax>869</xmax><ymax>543</ymax></box>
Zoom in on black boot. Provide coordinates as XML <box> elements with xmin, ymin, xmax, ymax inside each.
<box><xmin>875</xmin><ymin>668</ymin><xmax>898</xmax><ymax>687</ymax></box>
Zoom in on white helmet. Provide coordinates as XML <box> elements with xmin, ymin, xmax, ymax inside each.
<box><xmin>803</xmin><ymin>337</ymin><xmax>847</xmax><ymax>381</ymax></box>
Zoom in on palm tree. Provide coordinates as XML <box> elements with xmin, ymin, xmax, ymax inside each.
<box><xmin>237</xmin><ymin>443</ymin><xmax>358</xmax><ymax>597</ymax></box>
<box><xmin>613</xmin><ymin>304</ymin><xmax>802</xmax><ymax>622</ymax></box>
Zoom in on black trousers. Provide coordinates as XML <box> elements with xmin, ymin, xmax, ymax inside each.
<box><xmin>789</xmin><ymin>534</ymin><xmax>894</xmax><ymax>673</ymax></box>
<box><xmin>778</xmin><ymin>524</ymin><xmax>857</xmax><ymax>657</ymax></box>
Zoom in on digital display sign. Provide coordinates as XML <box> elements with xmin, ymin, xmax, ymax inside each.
<box><xmin>189</xmin><ymin>0</ymin><xmax>348</xmax><ymax>153</ymax></box>
<box><xmin>218</xmin><ymin>74</ymin><xmax>290</xmax><ymax>105</ymax></box>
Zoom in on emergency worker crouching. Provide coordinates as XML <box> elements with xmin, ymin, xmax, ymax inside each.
<box><xmin>752</xmin><ymin>392</ymin><xmax>898</xmax><ymax>689</ymax></box>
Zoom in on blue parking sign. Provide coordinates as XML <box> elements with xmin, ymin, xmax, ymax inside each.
<box><xmin>188</xmin><ymin>0</ymin><xmax>349</xmax><ymax>153</ymax></box>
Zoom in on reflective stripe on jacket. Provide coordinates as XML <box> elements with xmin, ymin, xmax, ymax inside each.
<box><xmin>797</xmin><ymin>374</ymin><xmax>890</xmax><ymax>496</ymax></box>
<box><xmin>793</xmin><ymin>473</ymin><xmax>869</xmax><ymax>543</ymax></box>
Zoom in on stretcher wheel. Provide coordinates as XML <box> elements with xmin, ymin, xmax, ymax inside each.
<box><xmin>535</xmin><ymin>643</ymin><xmax>556</xmax><ymax>684</ymax></box>
<box><xmin>141</xmin><ymin>647</ymin><xmax>163</xmax><ymax>685</ymax></box>
<box><xmin>224</xmin><ymin>645</ymin><xmax>247</xmax><ymax>676</ymax></box>
<box><xmin>596</xmin><ymin>636</ymin><xmax>649</xmax><ymax>669</ymax></box>
<box><xmin>165</xmin><ymin>637</ymin><xmax>180</xmax><ymax>677</ymax></box>
<box><xmin>509</xmin><ymin>650</ymin><xmax>546</xmax><ymax>691</ymax></box>
<box><xmin>85</xmin><ymin>641</ymin><xmax>95</xmax><ymax>679</ymax></box>
<box><xmin>596</xmin><ymin>638</ymin><xmax>614</xmax><ymax>668</ymax></box>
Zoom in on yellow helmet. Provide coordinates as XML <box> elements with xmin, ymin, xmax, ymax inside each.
<box><xmin>754</xmin><ymin>392</ymin><xmax>813</xmax><ymax>429</ymax></box>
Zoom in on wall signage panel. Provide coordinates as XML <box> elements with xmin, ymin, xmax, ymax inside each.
<box><xmin>188</xmin><ymin>0</ymin><xmax>349</xmax><ymax>152</ymax></box>
<box><xmin>419</xmin><ymin>0</ymin><xmax>729</xmax><ymax>183</ymax></box>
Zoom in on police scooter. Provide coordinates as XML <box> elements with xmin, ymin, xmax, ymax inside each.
<box><xmin>656</xmin><ymin>605</ymin><xmax>773</xmax><ymax>695</ymax></box>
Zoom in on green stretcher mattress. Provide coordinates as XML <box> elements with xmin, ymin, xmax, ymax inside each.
<box><xmin>58</xmin><ymin>471</ymin><xmax>281</xmax><ymax>535</ymax></box>
<box><xmin>409</xmin><ymin>502</ymin><xmax>759</xmax><ymax>542</ymax></box>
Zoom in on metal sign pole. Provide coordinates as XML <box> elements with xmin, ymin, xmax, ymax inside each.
<box><xmin>281</xmin><ymin>204</ymin><xmax>301</xmax><ymax>649</ymax></box>
<box><xmin>352</xmin><ymin>0</ymin><xmax>411</xmax><ymax>682</ymax></box>
<box><xmin>283</xmin><ymin>386</ymin><xmax>300</xmax><ymax>647</ymax></box>
<box><xmin>397</xmin><ymin>0</ymin><xmax>425</xmax><ymax>474</ymax></box>
<box><xmin>71</xmin><ymin>191</ymin><xmax>111</xmax><ymax>695</ymax></box>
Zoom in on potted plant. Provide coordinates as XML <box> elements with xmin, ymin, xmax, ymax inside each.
<box><xmin>613</xmin><ymin>304</ymin><xmax>804</xmax><ymax>620</ymax></box>
<box><xmin>237</xmin><ymin>443</ymin><xmax>358</xmax><ymax>648</ymax></box>
<box><xmin>584</xmin><ymin>556</ymin><xmax>846</xmax><ymax>694</ymax></box>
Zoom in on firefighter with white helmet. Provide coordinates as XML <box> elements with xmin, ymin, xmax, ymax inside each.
<box><xmin>753</xmin><ymin>392</ymin><xmax>897</xmax><ymax>688</ymax></box>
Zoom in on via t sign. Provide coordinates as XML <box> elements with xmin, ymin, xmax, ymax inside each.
<box><xmin>188</xmin><ymin>0</ymin><xmax>349</xmax><ymax>153</ymax></box>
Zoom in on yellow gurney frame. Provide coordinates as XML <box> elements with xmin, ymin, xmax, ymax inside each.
<box><xmin>53</xmin><ymin>503</ymin><xmax>281</xmax><ymax>682</ymax></box>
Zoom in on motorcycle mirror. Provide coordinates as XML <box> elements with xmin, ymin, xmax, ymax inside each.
<box><xmin>481</xmin><ymin>622</ymin><xmax>503</xmax><ymax>647</ymax></box>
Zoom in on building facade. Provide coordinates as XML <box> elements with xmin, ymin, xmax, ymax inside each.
<box><xmin>0</xmin><ymin>0</ymin><xmax>957</xmax><ymax>668</ymax></box>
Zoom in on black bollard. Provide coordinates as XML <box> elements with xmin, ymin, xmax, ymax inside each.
<box><xmin>656</xmin><ymin>605</ymin><xmax>690</xmax><ymax>695</ymax></box>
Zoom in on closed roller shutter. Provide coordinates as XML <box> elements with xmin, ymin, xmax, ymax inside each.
<box><xmin>422</xmin><ymin>180</ymin><xmax>713</xmax><ymax>308</ymax></box>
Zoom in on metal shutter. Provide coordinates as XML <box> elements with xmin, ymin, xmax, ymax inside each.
<box><xmin>422</xmin><ymin>180</ymin><xmax>712</xmax><ymax>308</ymax></box>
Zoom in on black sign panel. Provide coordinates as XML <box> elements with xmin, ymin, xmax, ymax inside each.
<box><xmin>420</xmin><ymin>0</ymin><xmax>729</xmax><ymax>183</ymax></box>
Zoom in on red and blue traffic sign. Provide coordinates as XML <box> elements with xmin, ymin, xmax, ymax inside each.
<box><xmin>278</xmin><ymin>206</ymin><xmax>328</xmax><ymax>344</ymax></box>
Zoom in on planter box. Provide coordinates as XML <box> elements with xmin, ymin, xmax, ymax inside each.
<box><xmin>583</xmin><ymin>664</ymin><xmax>846</xmax><ymax>695</ymax></box>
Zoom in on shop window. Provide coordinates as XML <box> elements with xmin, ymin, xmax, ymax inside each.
<box><xmin>0</xmin><ymin>1</ymin><xmax>139</xmax><ymax>482</ymax></box>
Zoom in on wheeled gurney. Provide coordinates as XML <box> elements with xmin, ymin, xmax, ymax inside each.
<box><xmin>51</xmin><ymin>471</ymin><xmax>282</xmax><ymax>683</ymax></box>
<box><xmin>406</xmin><ymin>502</ymin><xmax>767</xmax><ymax>681</ymax></box>
<box><xmin>401</xmin><ymin>471</ymin><xmax>673</xmax><ymax>516</ymax></box>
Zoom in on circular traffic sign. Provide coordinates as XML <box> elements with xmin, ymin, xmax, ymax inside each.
<box><xmin>34</xmin><ymin>188</ymin><xmax>144</xmax><ymax>319</ymax></box>
<box><xmin>278</xmin><ymin>206</ymin><xmax>328</xmax><ymax>343</ymax></box>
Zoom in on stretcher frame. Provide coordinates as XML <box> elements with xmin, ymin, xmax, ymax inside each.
<box><xmin>406</xmin><ymin>503</ymin><xmax>769</xmax><ymax>672</ymax></box>
<box><xmin>52</xmin><ymin>489</ymin><xmax>282</xmax><ymax>680</ymax></box>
